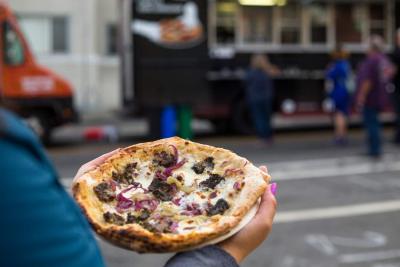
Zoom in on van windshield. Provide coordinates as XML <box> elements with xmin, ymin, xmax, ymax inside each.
<box><xmin>2</xmin><ymin>22</ymin><xmax>24</xmax><ymax>66</ymax></box>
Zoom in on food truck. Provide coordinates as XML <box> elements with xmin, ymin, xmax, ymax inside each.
<box><xmin>119</xmin><ymin>0</ymin><xmax>400</xmax><ymax>132</ymax></box>
<box><xmin>0</xmin><ymin>2</ymin><xmax>78</xmax><ymax>142</ymax></box>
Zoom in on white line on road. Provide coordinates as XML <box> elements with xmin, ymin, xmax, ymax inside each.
<box><xmin>339</xmin><ymin>249</ymin><xmax>400</xmax><ymax>263</ymax></box>
<box><xmin>272</xmin><ymin>163</ymin><xmax>400</xmax><ymax>181</ymax></box>
<box><xmin>275</xmin><ymin>200</ymin><xmax>400</xmax><ymax>224</ymax></box>
<box><xmin>266</xmin><ymin>153</ymin><xmax>400</xmax><ymax>181</ymax></box>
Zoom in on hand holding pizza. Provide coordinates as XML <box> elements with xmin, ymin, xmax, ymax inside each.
<box><xmin>218</xmin><ymin>166</ymin><xmax>277</xmax><ymax>263</ymax></box>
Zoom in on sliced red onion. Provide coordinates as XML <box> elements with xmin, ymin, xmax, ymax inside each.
<box><xmin>116</xmin><ymin>184</ymin><xmax>147</xmax><ymax>211</ymax></box>
<box><xmin>181</xmin><ymin>202</ymin><xmax>202</xmax><ymax>216</ymax></box>
<box><xmin>170</xmin><ymin>221</ymin><xmax>179</xmax><ymax>232</ymax></box>
<box><xmin>180</xmin><ymin>209</ymin><xmax>202</xmax><ymax>216</ymax></box>
<box><xmin>156</xmin><ymin>170</ymin><xmax>168</xmax><ymax>180</ymax></box>
<box><xmin>209</xmin><ymin>191</ymin><xmax>217</xmax><ymax>199</ymax></box>
<box><xmin>169</xmin><ymin>144</ymin><xmax>179</xmax><ymax>164</ymax></box>
<box><xmin>172</xmin><ymin>198</ymin><xmax>181</xmax><ymax>206</ymax></box>
<box><xmin>163</xmin><ymin>158</ymin><xmax>188</xmax><ymax>177</ymax></box>
<box><xmin>233</xmin><ymin>181</ymin><xmax>242</xmax><ymax>190</ymax></box>
<box><xmin>134</xmin><ymin>199</ymin><xmax>159</xmax><ymax>212</ymax></box>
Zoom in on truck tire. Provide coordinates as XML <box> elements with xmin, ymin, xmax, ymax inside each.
<box><xmin>26</xmin><ymin>113</ymin><xmax>53</xmax><ymax>145</ymax></box>
<box><xmin>231</xmin><ymin>98</ymin><xmax>255</xmax><ymax>135</ymax></box>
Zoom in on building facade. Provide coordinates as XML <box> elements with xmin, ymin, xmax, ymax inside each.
<box><xmin>8</xmin><ymin>0</ymin><xmax>120</xmax><ymax>113</ymax></box>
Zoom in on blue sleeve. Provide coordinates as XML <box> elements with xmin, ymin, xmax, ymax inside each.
<box><xmin>165</xmin><ymin>245</ymin><xmax>240</xmax><ymax>267</ymax></box>
<box><xmin>326</xmin><ymin>64</ymin><xmax>338</xmax><ymax>80</ymax></box>
<box><xmin>0</xmin><ymin>110</ymin><xmax>105</xmax><ymax>267</ymax></box>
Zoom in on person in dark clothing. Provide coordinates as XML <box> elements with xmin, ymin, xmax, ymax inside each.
<box><xmin>245</xmin><ymin>54</ymin><xmax>280</xmax><ymax>142</ymax></box>
<box><xmin>355</xmin><ymin>35</ymin><xmax>395</xmax><ymax>158</ymax></box>
<box><xmin>391</xmin><ymin>29</ymin><xmax>400</xmax><ymax>144</ymax></box>
<box><xmin>0</xmin><ymin>107</ymin><xmax>277</xmax><ymax>267</ymax></box>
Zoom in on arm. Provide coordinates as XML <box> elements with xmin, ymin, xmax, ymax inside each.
<box><xmin>356</xmin><ymin>80</ymin><xmax>371</xmax><ymax>109</ymax></box>
<box><xmin>165</xmin><ymin>166</ymin><xmax>277</xmax><ymax>267</ymax></box>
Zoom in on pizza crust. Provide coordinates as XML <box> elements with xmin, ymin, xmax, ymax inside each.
<box><xmin>73</xmin><ymin>137</ymin><xmax>270</xmax><ymax>253</ymax></box>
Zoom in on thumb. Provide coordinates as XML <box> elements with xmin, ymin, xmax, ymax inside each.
<box><xmin>253</xmin><ymin>183</ymin><xmax>277</xmax><ymax>227</ymax></box>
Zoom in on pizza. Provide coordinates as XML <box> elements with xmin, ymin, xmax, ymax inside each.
<box><xmin>73</xmin><ymin>137</ymin><xmax>270</xmax><ymax>253</ymax></box>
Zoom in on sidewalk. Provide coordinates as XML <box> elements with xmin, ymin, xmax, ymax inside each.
<box><xmin>52</xmin><ymin>111</ymin><xmax>213</xmax><ymax>143</ymax></box>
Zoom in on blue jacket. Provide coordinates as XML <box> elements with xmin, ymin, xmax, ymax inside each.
<box><xmin>0</xmin><ymin>109</ymin><xmax>105</xmax><ymax>267</ymax></box>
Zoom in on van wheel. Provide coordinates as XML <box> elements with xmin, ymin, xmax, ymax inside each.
<box><xmin>26</xmin><ymin>113</ymin><xmax>53</xmax><ymax>145</ymax></box>
<box><xmin>231</xmin><ymin>98</ymin><xmax>255</xmax><ymax>135</ymax></box>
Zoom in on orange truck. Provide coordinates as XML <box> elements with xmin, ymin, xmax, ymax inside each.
<box><xmin>0</xmin><ymin>2</ymin><xmax>77</xmax><ymax>142</ymax></box>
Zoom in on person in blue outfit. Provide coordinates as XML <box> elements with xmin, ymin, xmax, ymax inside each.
<box><xmin>245</xmin><ymin>54</ymin><xmax>280</xmax><ymax>143</ymax></box>
<box><xmin>0</xmin><ymin>107</ymin><xmax>277</xmax><ymax>267</ymax></box>
<box><xmin>326</xmin><ymin>46</ymin><xmax>352</xmax><ymax>145</ymax></box>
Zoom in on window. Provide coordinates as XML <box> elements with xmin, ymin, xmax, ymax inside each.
<box><xmin>106</xmin><ymin>24</ymin><xmax>117</xmax><ymax>55</ymax></box>
<box><xmin>242</xmin><ymin>7</ymin><xmax>273</xmax><ymax>43</ymax></box>
<box><xmin>215</xmin><ymin>1</ymin><xmax>236</xmax><ymax>45</ymax></box>
<box><xmin>309</xmin><ymin>4</ymin><xmax>328</xmax><ymax>44</ymax></box>
<box><xmin>335</xmin><ymin>3</ymin><xmax>363</xmax><ymax>44</ymax></box>
<box><xmin>52</xmin><ymin>17</ymin><xmax>68</xmax><ymax>52</ymax></box>
<box><xmin>369</xmin><ymin>3</ymin><xmax>386</xmax><ymax>40</ymax></box>
<box><xmin>2</xmin><ymin>22</ymin><xmax>25</xmax><ymax>66</ymax></box>
<box><xmin>18</xmin><ymin>15</ymin><xmax>69</xmax><ymax>54</ymax></box>
<box><xmin>280</xmin><ymin>3</ymin><xmax>301</xmax><ymax>44</ymax></box>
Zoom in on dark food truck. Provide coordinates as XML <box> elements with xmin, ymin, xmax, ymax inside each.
<box><xmin>119</xmin><ymin>0</ymin><xmax>400</xmax><ymax>133</ymax></box>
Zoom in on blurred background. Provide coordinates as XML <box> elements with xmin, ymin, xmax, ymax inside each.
<box><xmin>2</xmin><ymin>0</ymin><xmax>400</xmax><ymax>266</ymax></box>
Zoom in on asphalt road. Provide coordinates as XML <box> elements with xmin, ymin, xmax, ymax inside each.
<box><xmin>48</xmin><ymin>130</ymin><xmax>400</xmax><ymax>267</ymax></box>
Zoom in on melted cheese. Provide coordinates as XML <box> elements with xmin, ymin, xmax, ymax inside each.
<box><xmin>99</xmin><ymin>149</ymin><xmax>245</xmax><ymax>234</ymax></box>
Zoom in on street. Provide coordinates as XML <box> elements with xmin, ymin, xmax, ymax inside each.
<box><xmin>49</xmin><ymin>130</ymin><xmax>400</xmax><ymax>267</ymax></box>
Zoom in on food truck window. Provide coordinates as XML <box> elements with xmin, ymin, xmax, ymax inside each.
<box><xmin>216</xmin><ymin>1</ymin><xmax>236</xmax><ymax>44</ymax></box>
<box><xmin>2</xmin><ymin>21</ymin><xmax>25</xmax><ymax>66</ymax></box>
<box><xmin>369</xmin><ymin>3</ymin><xmax>386</xmax><ymax>40</ymax></box>
<box><xmin>309</xmin><ymin>4</ymin><xmax>327</xmax><ymax>44</ymax></box>
<box><xmin>242</xmin><ymin>6</ymin><xmax>273</xmax><ymax>43</ymax></box>
<box><xmin>280</xmin><ymin>3</ymin><xmax>301</xmax><ymax>44</ymax></box>
<box><xmin>335</xmin><ymin>3</ymin><xmax>363</xmax><ymax>44</ymax></box>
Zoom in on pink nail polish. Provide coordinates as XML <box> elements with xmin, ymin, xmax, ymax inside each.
<box><xmin>270</xmin><ymin>183</ymin><xmax>278</xmax><ymax>196</ymax></box>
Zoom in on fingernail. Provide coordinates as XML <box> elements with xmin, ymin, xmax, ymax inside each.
<box><xmin>270</xmin><ymin>183</ymin><xmax>278</xmax><ymax>196</ymax></box>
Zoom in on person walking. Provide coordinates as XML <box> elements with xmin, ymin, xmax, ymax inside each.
<box><xmin>0</xmin><ymin>106</ymin><xmax>277</xmax><ymax>267</ymax></box>
<box><xmin>245</xmin><ymin>54</ymin><xmax>280</xmax><ymax>143</ymax></box>
<box><xmin>326</xmin><ymin>46</ymin><xmax>352</xmax><ymax>145</ymax></box>
<box><xmin>391</xmin><ymin>28</ymin><xmax>400</xmax><ymax>144</ymax></box>
<box><xmin>355</xmin><ymin>35</ymin><xmax>395</xmax><ymax>158</ymax></box>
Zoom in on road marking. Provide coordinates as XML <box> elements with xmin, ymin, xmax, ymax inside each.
<box><xmin>265</xmin><ymin>153</ymin><xmax>400</xmax><ymax>181</ymax></box>
<box><xmin>305</xmin><ymin>231</ymin><xmax>387</xmax><ymax>256</ymax></box>
<box><xmin>339</xmin><ymin>249</ymin><xmax>400</xmax><ymax>264</ymax></box>
<box><xmin>275</xmin><ymin>200</ymin><xmax>400</xmax><ymax>223</ymax></box>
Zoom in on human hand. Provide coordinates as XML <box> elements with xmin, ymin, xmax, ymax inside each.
<box><xmin>355</xmin><ymin>93</ymin><xmax>366</xmax><ymax>112</ymax></box>
<box><xmin>218</xmin><ymin>166</ymin><xmax>277</xmax><ymax>263</ymax></box>
<box><xmin>73</xmin><ymin>148</ymin><xmax>121</xmax><ymax>182</ymax></box>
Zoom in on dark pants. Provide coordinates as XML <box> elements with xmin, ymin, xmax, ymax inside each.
<box><xmin>393</xmin><ymin>93</ymin><xmax>400</xmax><ymax>143</ymax></box>
<box><xmin>363</xmin><ymin>107</ymin><xmax>382</xmax><ymax>156</ymax></box>
<box><xmin>249</xmin><ymin>99</ymin><xmax>272</xmax><ymax>139</ymax></box>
